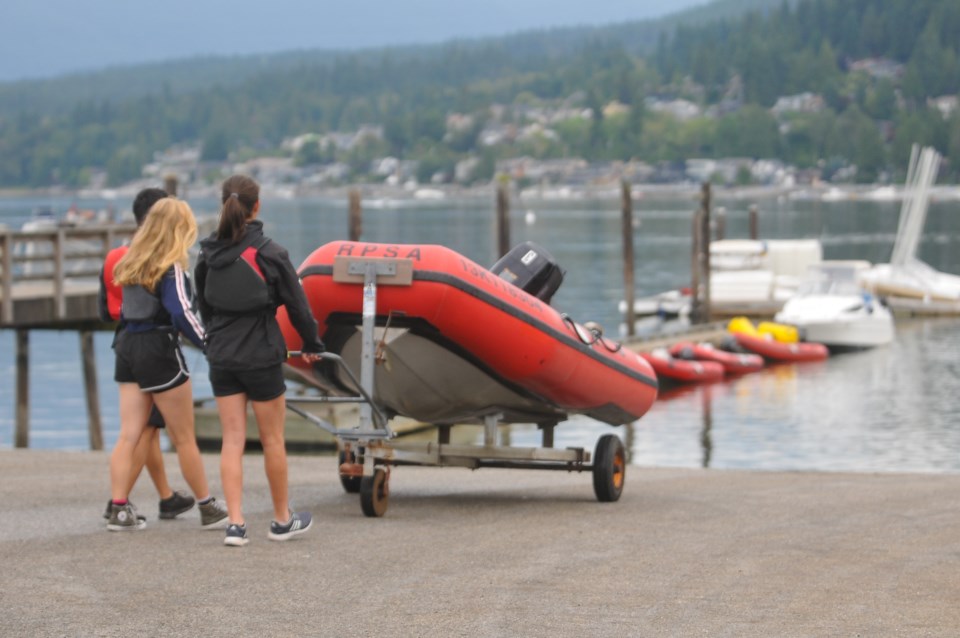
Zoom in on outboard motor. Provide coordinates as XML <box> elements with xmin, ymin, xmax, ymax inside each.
<box><xmin>490</xmin><ymin>241</ymin><xmax>565</xmax><ymax>304</ymax></box>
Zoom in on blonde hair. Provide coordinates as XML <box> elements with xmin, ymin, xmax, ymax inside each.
<box><xmin>114</xmin><ymin>198</ymin><xmax>198</xmax><ymax>292</ymax></box>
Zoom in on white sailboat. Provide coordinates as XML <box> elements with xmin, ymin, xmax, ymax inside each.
<box><xmin>860</xmin><ymin>146</ymin><xmax>960</xmax><ymax>313</ymax></box>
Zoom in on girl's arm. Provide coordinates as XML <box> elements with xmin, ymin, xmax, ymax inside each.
<box><xmin>161</xmin><ymin>264</ymin><xmax>206</xmax><ymax>349</ymax></box>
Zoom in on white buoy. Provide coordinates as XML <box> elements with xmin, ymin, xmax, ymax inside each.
<box><xmin>525</xmin><ymin>210</ymin><xmax>536</xmax><ymax>225</ymax></box>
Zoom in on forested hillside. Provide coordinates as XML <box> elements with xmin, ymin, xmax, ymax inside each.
<box><xmin>1</xmin><ymin>0</ymin><xmax>957</xmax><ymax>188</ymax></box>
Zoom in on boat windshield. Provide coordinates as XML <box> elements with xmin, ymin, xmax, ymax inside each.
<box><xmin>797</xmin><ymin>265</ymin><xmax>866</xmax><ymax>296</ymax></box>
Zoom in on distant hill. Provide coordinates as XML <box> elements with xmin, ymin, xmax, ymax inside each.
<box><xmin>0</xmin><ymin>0</ymin><xmax>785</xmax><ymax>118</ymax></box>
<box><xmin>4</xmin><ymin>0</ymin><xmax>957</xmax><ymax>188</ymax></box>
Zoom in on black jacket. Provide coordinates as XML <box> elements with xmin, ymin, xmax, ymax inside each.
<box><xmin>195</xmin><ymin>220</ymin><xmax>323</xmax><ymax>370</ymax></box>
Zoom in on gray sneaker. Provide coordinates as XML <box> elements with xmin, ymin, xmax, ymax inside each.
<box><xmin>107</xmin><ymin>502</ymin><xmax>147</xmax><ymax>532</ymax></box>
<box><xmin>198</xmin><ymin>497</ymin><xmax>229</xmax><ymax>529</ymax></box>
<box><xmin>103</xmin><ymin>499</ymin><xmax>146</xmax><ymax>524</ymax></box>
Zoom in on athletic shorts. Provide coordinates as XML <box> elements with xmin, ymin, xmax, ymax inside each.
<box><xmin>114</xmin><ymin>330</ymin><xmax>190</xmax><ymax>393</ymax></box>
<box><xmin>209</xmin><ymin>364</ymin><xmax>286</xmax><ymax>402</ymax></box>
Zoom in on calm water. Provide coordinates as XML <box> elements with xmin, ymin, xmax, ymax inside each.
<box><xmin>2</xmin><ymin>191</ymin><xmax>960</xmax><ymax>473</ymax></box>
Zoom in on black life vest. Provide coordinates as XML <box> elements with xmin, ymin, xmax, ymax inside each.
<box><xmin>121</xmin><ymin>284</ymin><xmax>164</xmax><ymax>322</ymax></box>
<box><xmin>204</xmin><ymin>236</ymin><xmax>272</xmax><ymax>314</ymax></box>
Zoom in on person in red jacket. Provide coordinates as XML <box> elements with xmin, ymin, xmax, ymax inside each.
<box><xmin>98</xmin><ymin>188</ymin><xmax>194</xmax><ymax>522</ymax></box>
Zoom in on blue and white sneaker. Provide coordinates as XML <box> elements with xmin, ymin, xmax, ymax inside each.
<box><xmin>223</xmin><ymin>523</ymin><xmax>249</xmax><ymax>547</ymax></box>
<box><xmin>267</xmin><ymin>511</ymin><xmax>313</xmax><ymax>541</ymax></box>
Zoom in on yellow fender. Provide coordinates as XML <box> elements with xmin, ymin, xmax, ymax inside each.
<box><xmin>757</xmin><ymin>321</ymin><xmax>799</xmax><ymax>343</ymax></box>
<box><xmin>726</xmin><ymin>316</ymin><xmax>759</xmax><ymax>336</ymax></box>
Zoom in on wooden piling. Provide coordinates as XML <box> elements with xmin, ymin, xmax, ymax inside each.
<box><xmin>496</xmin><ymin>177</ymin><xmax>511</xmax><ymax>258</ymax></box>
<box><xmin>348</xmin><ymin>189</ymin><xmax>363</xmax><ymax>242</ymax></box>
<box><xmin>621</xmin><ymin>179</ymin><xmax>636</xmax><ymax>337</ymax></box>
<box><xmin>80</xmin><ymin>331</ymin><xmax>103</xmax><ymax>451</ymax></box>
<box><xmin>699</xmin><ymin>183</ymin><xmax>712</xmax><ymax>323</ymax></box>
<box><xmin>715</xmin><ymin>206</ymin><xmax>726</xmax><ymax>241</ymax></box>
<box><xmin>690</xmin><ymin>211</ymin><xmax>702</xmax><ymax>323</ymax></box>
<box><xmin>749</xmin><ymin>204</ymin><xmax>759</xmax><ymax>240</ymax></box>
<box><xmin>15</xmin><ymin>329</ymin><xmax>28</xmax><ymax>448</ymax></box>
<box><xmin>164</xmin><ymin>174</ymin><xmax>179</xmax><ymax>197</ymax></box>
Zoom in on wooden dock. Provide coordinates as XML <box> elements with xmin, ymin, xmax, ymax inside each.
<box><xmin>1</xmin><ymin>223</ymin><xmax>136</xmax><ymax>449</ymax></box>
<box><xmin>1</xmin><ymin>223</ymin><xmax>136</xmax><ymax>328</ymax></box>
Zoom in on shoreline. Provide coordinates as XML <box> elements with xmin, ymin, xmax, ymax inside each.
<box><xmin>6</xmin><ymin>180</ymin><xmax>960</xmax><ymax>207</ymax></box>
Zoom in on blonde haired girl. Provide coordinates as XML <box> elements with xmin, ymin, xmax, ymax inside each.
<box><xmin>107</xmin><ymin>198</ymin><xmax>228</xmax><ymax>532</ymax></box>
<box><xmin>114</xmin><ymin>198</ymin><xmax>197</xmax><ymax>290</ymax></box>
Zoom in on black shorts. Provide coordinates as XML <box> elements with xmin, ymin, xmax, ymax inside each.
<box><xmin>114</xmin><ymin>330</ymin><xmax>190</xmax><ymax>394</ymax></box>
<box><xmin>209</xmin><ymin>364</ymin><xmax>286</xmax><ymax>402</ymax></box>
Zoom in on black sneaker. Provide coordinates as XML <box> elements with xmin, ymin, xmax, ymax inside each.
<box><xmin>159</xmin><ymin>491</ymin><xmax>196</xmax><ymax>519</ymax></box>
<box><xmin>268</xmin><ymin>510</ymin><xmax>313</xmax><ymax>542</ymax></box>
<box><xmin>103</xmin><ymin>499</ymin><xmax>146</xmax><ymax>523</ymax></box>
<box><xmin>224</xmin><ymin>523</ymin><xmax>249</xmax><ymax>547</ymax></box>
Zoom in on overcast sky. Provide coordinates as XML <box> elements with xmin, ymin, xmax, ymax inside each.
<box><xmin>2</xmin><ymin>0</ymin><xmax>710</xmax><ymax>81</ymax></box>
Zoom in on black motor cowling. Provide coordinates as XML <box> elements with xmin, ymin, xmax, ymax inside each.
<box><xmin>490</xmin><ymin>241</ymin><xmax>565</xmax><ymax>304</ymax></box>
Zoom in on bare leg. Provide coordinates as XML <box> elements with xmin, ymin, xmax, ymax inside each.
<box><xmin>252</xmin><ymin>395</ymin><xmax>289</xmax><ymax>522</ymax></box>
<box><xmin>153</xmin><ymin>380</ymin><xmax>210</xmax><ymax>501</ymax></box>
<box><xmin>143</xmin><ymin>428</ymin><xmax>173</xmax><ymax>500</ymax></box>
<box><xmin>110</xmin><ymin>384</ymin><xmax>152</xmax><ymax>501</ymax></box>
<box><xmin>216</xmin><ymin>394</ymin><xmax>248</xmax><ymax>525</ymax></box>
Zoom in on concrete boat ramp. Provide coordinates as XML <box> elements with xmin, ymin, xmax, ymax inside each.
<box><xmin>2</xmin><ymin>449</ymin><xmax>959</xmax><ymax>637</ymax></box>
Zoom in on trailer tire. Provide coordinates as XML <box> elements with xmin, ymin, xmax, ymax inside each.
<box><xmin>360</xmin><ymin>468</ymin><xmax>389</xmax><ymax>517</ymax></box>
<box><xmin>593</xmin><ymin>434</ymin><xmax>625</xmax><ymax>502</ymax></box>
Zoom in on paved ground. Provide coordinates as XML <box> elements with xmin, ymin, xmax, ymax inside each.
<box><xmin>1</xmin><ymin>448</ymin><xmax>959</xmax><ymax>637</ymax></box>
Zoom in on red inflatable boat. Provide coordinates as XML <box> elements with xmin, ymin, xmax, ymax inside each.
<box><xmin>732</xmin><ymin>333</ymin><xmax>829</xmax><ymax>362</ymax></box>
<box><xmin>669</xmin><ymin>341</ymin><xmax>765</xmax><ymax>375</ymax></box>
<box><xmin>279</xmin><ymin>241</ymin><xmax>658</xmax><ymax>426</ymax></box>
<box><xmin>639</xmin><ymin>349</ymin><xmax>725</xmax><ymax>384</ymax></box>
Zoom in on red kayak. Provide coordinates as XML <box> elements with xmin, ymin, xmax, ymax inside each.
<box><xmin>669</xmin><ymin>341</ymin><xmax>764</xmax><ymax>375</ymax></box>
<box><xmin>732</xmin><ymin>333</ymin><xmax>829</xmax><ymax>362</ymax></box>
<box><xmin>279</xmin><ymin>241</ymin><xmax>659</xmax><ymax>426</ymax></box>
<box><xmin>639</xmin><ymin>349</ymin><xmax>725</xmax><ymax>384</ymax></box>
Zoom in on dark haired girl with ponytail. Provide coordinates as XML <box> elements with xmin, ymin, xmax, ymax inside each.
<box><xmin>195</xmin><ymin>174</ymin><xmax>324</xmax><ymax>547</ymax></box>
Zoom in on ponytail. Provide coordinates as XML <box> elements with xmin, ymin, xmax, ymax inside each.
<box><xmin>217</xmin><ymin>195</ymin><xmax>247</xmax><ymax>243</ymax></box>
<box><xmin>217</xmin><ymin>174</ymin><xmax>260</xmax><ymax>244</ymax></box>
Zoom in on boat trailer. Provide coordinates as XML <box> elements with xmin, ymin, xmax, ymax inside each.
<box><xmin>285</xmin><ymin>256</ymin><xmax>627</xmax><ymax>517</ymax></box>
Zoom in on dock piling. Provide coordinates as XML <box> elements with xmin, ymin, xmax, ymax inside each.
<box><xmin>700</xmin><ymin>183</ymin><xmax>712</xmax><ymax>322</ymax></box>
<box><xmin>15</xmin><ymin>329</ymin><xmax>28</xmax><ymax>448</ymax></box>
<box><xmin>80</xmin><ymin>330</ymin><xmax>103</xmax><ymax>451</ymax></box>
<box><xmin>348</xmin><ymin>189</ymin><xmax>362</xmax><ymax>241</ymax></box>
<box><xmin>621</xmin><ymin>179</ymin><xmax>636</xmax><ymax>337</ymax></box>
<box><xmin>496</xmin><ymin>176</ymin><xmax>510</xmax><ymax>258</ymax></box>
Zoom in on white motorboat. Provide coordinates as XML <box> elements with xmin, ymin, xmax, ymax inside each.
<box><xmin>775</xmin><ymin>261</ymin><xmax>894</xmax><ymax>350</ymax></box>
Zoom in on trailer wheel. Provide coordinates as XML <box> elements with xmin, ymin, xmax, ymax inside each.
<box><xmin>338</xmin><ymin>449</ymin><xmax>363</xmax><ymax>494</ymax></box>
<box><xmin>593</xmin><ymin>434</ymin><xmax>626</xmax><ymax>502</ymax></box>
<box><xmin>360</xmin><ymin>467</ymin><xmax>389</xmax><ymax>517</ymax></box>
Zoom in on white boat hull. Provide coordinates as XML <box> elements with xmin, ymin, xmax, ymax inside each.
<box><xmin>775</xmin><ymin>295</ymin><xmax>894</xmax><ymax>349</ymax></box>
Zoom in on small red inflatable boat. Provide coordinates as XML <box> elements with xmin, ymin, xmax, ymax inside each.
<box><xmin>669</xmin><ymin>341</ymin><xmax>765</xmax><ymax>375</ymax></box>
<box><xmin>732</xmin><ymin>333</ymin><xmax>829</xmax><ymax>362</ymax></box>
<box><xmin>639</xmin><ymin>349</ymin><xmax>725</xmax><ymax>384</ymax></box>
<box><xmin>279</xmin><ymin>241</ymin><xmax>659</xmax><ymax>426</ymax></box>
